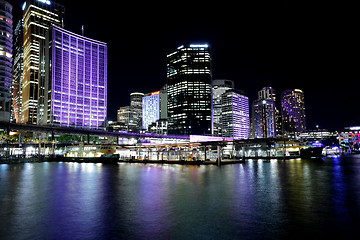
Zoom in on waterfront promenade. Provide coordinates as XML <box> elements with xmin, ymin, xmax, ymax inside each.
<box><xmin>0</xmin><ymin>154</ymin><xmax>302</xmax><ymax>166</ymax></box>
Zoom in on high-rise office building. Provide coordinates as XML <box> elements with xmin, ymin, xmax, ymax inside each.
<box><xmin>12</xmin><ymin>20</ymin><xmax>23</xmax><ymax>123</ymax></box>
<box><xmin>251</xmin><ymin>87</ymin><xmax>277</xmax><ymax>138</ymax></box>
<box><xmin>212</xmin><ymin>79</ymin><xmax>234</xmax><ymax>136</ymax></box>
<box><xmin>258</xmin><ymin>86</ymin><xmax>276</xmax><ymax>102</ymax></box>
<box><xmin>251</xmin><ymin>99</ymin><xmax>276</xmax><ymax>138</ymax></box>
<box><xmin>0</xmin><ymin>0</ymin><xmax>12</xmax><ymax>122</ymax></box>
<box><xmin>142</xmin><ymin>88</ymin><xmax>167</xmax><ymax>131</ymax></box>
<box><xmin>281</xmin><ymin>89</ymin><xmax>306</xmax><ymax>134</ymax></box>
<box><xmin>167</xmin><ymin>44</ymin><xmax>212</xmax><ymax>135</ymax></box>
<box><xmin>117</xmin><ymin>106</ymin><xmax>130</xmax><ymax>131</ymax></box>
<box><xmin>39</xmin><ymin>25</ymin><xmax>107</xmax><ymax>129</ymax></box>
<box><xmin>129</xmin><ymin>92</ymin><xmax>144</xmax><ymax>132</ymax></box>
<box><xmin>142</xmin><ymin>91</ymin><xmax>160</xmax><ymax>130</ymax></box>
<box><xmin>221</xmin><ymin>90</ymin><xmax>250</xmax><ymax>139</ymax></box>
<box><xmin>116</xmin><ymin>92</ymin><xmax>144</xmax><ymax>132</ymax></box>
<box><xmin>21</xmin><ymin>0</ymin><xmax>65</xmax><ymax>124</ymax></box>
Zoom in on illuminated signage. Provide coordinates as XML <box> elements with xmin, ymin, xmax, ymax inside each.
<box><xmin>339</xmin><ymin>132</ymin><xmax>360</xmax><ymax>144</ymax></box>
<box><xmin>151</xmin><ymin>91</ymin><xmax>160</xmax><ymax>96</ymax></box>
<box><xmin>38</xmin><ymin>0</ymin><xmax>51</xmax><ymax>5</ymax></box>
<box><xmin>190</xmin><ymin>44</ymin><xmax>209</xmax><ymax>48</ymax></box>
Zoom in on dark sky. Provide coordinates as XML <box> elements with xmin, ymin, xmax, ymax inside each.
<box><xmin>12</xmin><ymin>0</ymin><xmax>358</xmax><ymax>130</ymax></box>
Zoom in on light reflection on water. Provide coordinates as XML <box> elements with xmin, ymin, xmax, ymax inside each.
<box><xmin>1</xmin><ymin>156</ymin><xmax>360</xmax><ymax>239</ymax></box>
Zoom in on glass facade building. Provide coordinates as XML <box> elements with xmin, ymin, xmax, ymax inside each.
<box><xmin>142</xmin><ymin>92</ymin><xmax>160</xmax><ymax>130</ymax></box>
<box><xmin>0</xmin><ymin>0</ymin><xmax>12</xmax><ymax>122</ymax></box>
<box><xmin>39</xmin><ymin>25</ymin><xmax>107</xmax><ymax>129</ymax></box>
<box><xmin>142</xmin><ymin>88</ymin><xmax>167</xmax><ymax>131</ymax></box>
<box><xmin>21</xmin><ymin>0</ymin><xmax>65</xmax><ymax>124</ymax></box>
<box><xmin>221</xmin><ymin>90</ymin><xmax>250</xmax><ymax>139</ymax></box>
<box><xmin>281</xmin><ymin>89</ymin><xmax>306</xmax><ymax>134</ymax></box>
<box><xmin>212</xmin><ymin>79</ymin><xmax>234</xmax><ymax>136</ymax></box>
<box><xmin>117</xmin><ymin>106</ymin><xmax>130</xmax><ymax>131</ymax></box>
<box><xmin>252</xmin><ymin>99</ymin><xmax>276</xmax><ymax>138</ymax></box>
<box><xmin>129</xmin><ymin>92</ymin><xmax>144</xmax><ymax>132</ymax></box>
<box><xmin>11</xmin><ymin>20</ymin><xmax>23</xmax><ymax>123</ymax></box>
<box><xmin>167</xmin><ymin>44</ymin><xmax>212</xmax><ymax>135</ymax></box>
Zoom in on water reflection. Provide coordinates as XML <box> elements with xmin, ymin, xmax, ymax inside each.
<box><xmin>1</xmin><ymin>157</ymin><xmax>360</xmax><ymax>239</ymax></box>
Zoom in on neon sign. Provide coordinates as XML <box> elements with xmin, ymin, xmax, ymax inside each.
<box><xmin>151</xmin><ymin>91</ymin><xmax>160</xmax><ymax>96</ymax></box>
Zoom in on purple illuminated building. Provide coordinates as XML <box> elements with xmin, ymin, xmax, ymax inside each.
<box><xmin>39</xmin><ymin>25</ymin><xmax>107</xmax><ymax>129</ymax></box>
<box><xmin>281</xmin><ymin>89</ymin><xmax>306</xmax><ymax>135</ymax></box>
<box><xmin>221</xmin><ymin>89</ymin><xmax>250</xmax><ymax>139</ymax></box>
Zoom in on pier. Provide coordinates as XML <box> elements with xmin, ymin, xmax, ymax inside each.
<box><xmin>0</xmin><ymin>122</ymin><xmax>311</xmax><ymax>165</ymax></box>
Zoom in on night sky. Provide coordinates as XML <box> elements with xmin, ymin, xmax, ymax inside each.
<box><xmin>12</xmin><ymin>1</ymin><xmax>358</xmax><ymax>130</ymax></box>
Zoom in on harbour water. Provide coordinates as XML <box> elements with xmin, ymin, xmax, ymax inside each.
<box><xmin>1</xmin><ymin>155</ymin><xmax>360</xmax><ymax>239</ymax></box>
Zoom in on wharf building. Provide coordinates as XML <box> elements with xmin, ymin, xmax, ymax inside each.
<box><xmin>166</xmin><ymin>44</ymin><xmax>212</xmax><ymax>135</ymax></box>
<box><xmin>21</xmin><ymin>0</ymin><xmax>65</xmax><ymax>124</ymax></box>
<box><xmin>38</xmin><ymin>25</ymin><xmax>107</xmax><ymax>129</ymax></box>
<box><xmin>281</xmin><ymin>89</ymin><xmax>306</xmax><ymax>135</ymax></box>
<box><xmin>221</xmin><ymin>89</ymin><xmax>250</xmax><ymax>139</ymax></box>
<box><xmin>0</xmin><ymin>0</ymin><xmax>12</xmax><ymax>122</ymax></box>
<box><xmin>212</xmin><ymin>79</ymin><xmax>234</xmax><ymax>136</ymax></box>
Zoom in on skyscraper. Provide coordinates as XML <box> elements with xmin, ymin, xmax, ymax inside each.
<box><xmin>21</xmin><ymin>0</ymin><xmax>65</xmax><ymax>124</ymax></box>
<box><xmin>221</xmin><ymin>89</ymin><xmax>250</xmax><ymax>139</ymax></box>
<box><xmin>129</xmin><ymin>92</ymin><xmax>144</xmax><ymax>132</ymax></box>
<box><xmin>251</xmin><ymin>99</ymin><xmax>276</xmax><ymax>138</ymax></box>
<box><xmin>258</xmin><ymin>86</ymin><xmax>276</xmax><ymax>102</ymax></box>
<box><xmin>117</xmin><ymin>106</ymin><xmax>130</xmax><ymax>130</ymax></box>
<box><xmin>142</xmin><ymin>89</ymin><xmax>167</xmax><ymax>131</ymax></box>
<box><xmin>11</xmin><ymin>20</ymin><xmax>23</xmax><ymax>123</ymax></box>
<box><xmin>142</xmin><ymin>91</ymin><xmax>160</xmax><ymax>130</ymax></box>
<box><xmin>281</xmin><ymin>89</ymin><xmax>306</xmax><ymax>134</ymax></box>
<box><xmin>167</xmin><ymin>44</ymin><xmax>212</xmax><ymax>135</ymax></box>
<box><xmin>39</xmin><ymin>25</ymin><xmax>107</xmax><ymax>129</ymax></box>
<box><xmin>116</xmin><ymin>92</ymin><xmax>144</xmax><ymax>132</ymax></box>
<box><xmin>251</xmin><ymin>87</ymin><xmax>277</xmax><ymax>138</ymax></box>
<box><xmin>0</xmin><ymin>0</ymin><xmax>12</xmax><ymax>122</ymax></box>
<box><xmin>212</xmin><ymin>79</ymin><xmax>234</xmax><ymax>136</ymax></box>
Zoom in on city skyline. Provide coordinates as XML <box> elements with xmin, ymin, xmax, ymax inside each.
<box><xmin>11</xmin><ymin>0</ymin><xmax>358</xmax><ymax>130</ymax></box>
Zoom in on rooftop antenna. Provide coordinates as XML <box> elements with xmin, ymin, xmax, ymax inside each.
<box><xmin>81</xmin><ymin>25</ymin><xmax>84</xmax><ymax>36</ymax></box>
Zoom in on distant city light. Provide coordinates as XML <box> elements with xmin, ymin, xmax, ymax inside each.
<box><xmin>22</xmin><ymin>2</ymin><xmax>27</xmax><ymax>10</ymax></box>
